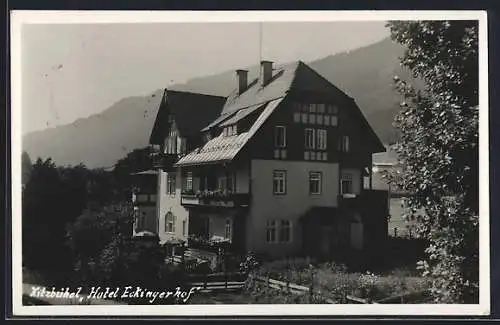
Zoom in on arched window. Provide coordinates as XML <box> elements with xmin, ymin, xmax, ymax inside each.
<box><xmin>165</xmin><ymin>212</ymin><xmax>176</xmax><ymax>233</ymax></box>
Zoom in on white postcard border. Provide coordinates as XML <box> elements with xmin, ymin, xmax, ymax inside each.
<box><xmin>10</xmin><ymin>10</ymin><xmax>490</xmax><ymax>316</ymax></box>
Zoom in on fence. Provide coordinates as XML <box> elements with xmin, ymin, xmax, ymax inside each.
<box><xmin>252</xmin><ymin>275</ymin><xmax>430</xmax><ymax>304</ymax></box>
<box><xmin>252</xmin><ymin>275</ymin><xmax>336</xmax><ymax>304</ymax></box>
<box><xmin>187</xmin><ymin>272</ymin><xmax>246</xmax><ymax>293</ymax></box>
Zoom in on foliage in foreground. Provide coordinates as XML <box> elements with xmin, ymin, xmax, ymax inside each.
<box><xmin>386</xmin><ymin>20</ymin><xmax>479</xmax><ymax>303</ymax></box>
<box><xmin>244</xmin><ymin>257</ymin><xmax>430</xmax><ymax>303</ymax></box>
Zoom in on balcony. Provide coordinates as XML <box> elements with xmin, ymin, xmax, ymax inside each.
<box><xmin>339</xmin><ymin>189</ymin><xmax>389</xmax><ymax>215</ymax></box>
<box><xmin>132</xmin><ymin>193</ymin><xmax>157</xmax><ymax>206</ymax></box>
<box><xmin>187</xmin><ymin>235</ymin><xmax>236</xmax><ymax>254</ymax></box>
<box><xmin>151</xmin><ymin>151</ymin><xmax>178</xmax><ymax>171</ymax></box>
<box><xmin>181</xmin><ymin>189</ymin><xmax>250</xmax><ymax>208</ymax></box>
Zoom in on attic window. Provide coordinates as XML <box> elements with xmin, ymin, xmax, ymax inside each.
<box><xmin>224</xmin><ymin>125</ymin><xmax>238</xmax><ymax>137</ymax></box>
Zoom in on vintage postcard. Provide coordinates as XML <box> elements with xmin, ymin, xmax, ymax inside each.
<box><xmin>10</xmin><ymin>10</ymin><xmax>490</xmax><ymax>317</ymax></box>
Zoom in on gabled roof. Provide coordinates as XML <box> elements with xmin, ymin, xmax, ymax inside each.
<box><xmin>159</xmin><ymin>60</ymin><xmax>385</xmax><ymax>161</ymax></box>
<box><xmin>220</xmin><ymin>61</ymin><xmax>384</xmax><ymax>153</ymax></box>
<box><xmin>149</xmin><ymin>90</ymin><xmax>226</xmax><ymax>144</ymax></box>
<box><xmin>175</xmin><ymin>98</ymin><xmax>284</xmax><ymax>166</ymax></box>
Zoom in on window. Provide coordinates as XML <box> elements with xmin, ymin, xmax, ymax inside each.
<box><xmin>309</xmin><ymin>103</ymin><xmax>317</xmax><ymax>113</ymax></box>
<box><xmin>273</xmin><ymin>171</ymin><xmax>287</xmax><ymax>194</ymax></box>
<box><xmin>305</xmin><ymin>128</ymin><xmax>315</xmax><ymax>149</ymax></box>
<box><xmin>341</xmin><ymin>173</ymin><xmax>354</xmax><ymax>194</ymax></box>
<box><xmin>216</xmin><ymin>174</ymin><xmax>234</xmax><ymax>191</ymax></box>
<box><xmin>224</xmin><ymin>219</ymin><xmax>232</xmax><ymax>240</ymax></box>
<box><xmin>309</xmin><ymin>114</ymin><xmax>316</xmax><ymax>124</ymax></box>
<box><xmin>328</xmin><ymin>105</ymin><xmax>338</xmax><ymax>114</ymax></box>
<box><xmin>185</xmin><ymin>172</ymin><xmax>193</xmax><ymax>191</ymax></box>
<box><xmin>293</xmin><ymin>113</ymin><xmax>301</xmax><ymax>123</ymax></box>
<box><xmin>274</xmin><ymin>126</ymin><xmax>286</xmax><ymax>147</ymax></box>
<box><xmin>309</xmin><ymin>172</ymin><xmax>322</xmax><ymax>195</ymax></box>
<box><xmin>266</xmin><ymin>220</ymin><xmax>277</xmax><ymax>242</ymax></box>
<box><xmin>182</xmin><ymin>220</ymin><xmax>187</xmax><ymax>236</ymax></box>
<box><xmin>317</xmin><ymin>129</ymin><xmax>327</xmax><ymax>150</ymax></box>
<box><xmin>317</xmin><ymin>115</ymin><xmax>324</xmax><ymax>125</ymax></box>
<box><xmin>310</xmin><ymin>151</ymin><xmax>316</xmax><ymax>160</ymax></box>
<box><xmin>279</xmin><ymin>220</ymin><xmax>292</xmax><ymax>242</ymax></box>
<box><xmin>167</xmin><ymin>174</ymin><xmax>176</xmax><ymax>195</ymax></box>
<box><xmin>322</xmin><ymin>152</ymin><xmax>328</xmax><ymax>161</ymax></box>
<box><xmin>280</xmin><ymin>150</ymin><xmax>287</xmax><ymax>159</ymax></box>
<box><xmin>323</xmin><ymin>115</ymin><xmax>330</xmax><ymax>126</ymax></box>
<box><xmin>341</xmin><ymin>135</ymin><xmax>350</xmax><ymax>152</ymax></box>
<box><xmin>301</xmin><ymin>113</ymin><xmax>308</xmax><ymax>123</ymax></box>
<box><xmin>134</xmin><ymin>210</ymin><xmax>140</xmax><ymax>231</ymax></box>
<box><xmin>165</xmin><ymin>212</ymin><xmax>176</xmax><ymax>233</ymax></box>
<box><xmin>274</xmin><ymin>149</ymin><xmax>280</xmax><ymax>159</ymax></box>
<box><xmin>317</xmin><ymin>104</ymin><xmax>325</xmax><ymax>113</ymax></box>
<box><xmin>330</xmin><ymin>116</ymin><xmax>338</xmax><ymax>126</ymax></box>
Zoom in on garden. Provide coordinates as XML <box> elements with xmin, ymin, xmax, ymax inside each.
<box><xmin>241</xmin><ymin>252</ymin><xmax>432</xmax><ymax>304</ymax></box>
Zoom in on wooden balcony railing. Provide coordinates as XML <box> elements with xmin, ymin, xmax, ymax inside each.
<box><xmin>181</xmin><ymin>190</ymin><xmax>250</xmax><ymax>208</ymax></box>
<box><xmin>151</xmin><ymin>151</ymin><xmax>178</xmax><ymax>171</ymax></box>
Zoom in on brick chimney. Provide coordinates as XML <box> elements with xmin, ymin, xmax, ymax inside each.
<box><xmin>260</xmin><ymin>60</ymin><xmax>273</xmax><ymax>87</ymax></box>
<box><xmin>236</xmin><ymin>69</ymin><xmax>248</xmax><ymax>94</ymax></box>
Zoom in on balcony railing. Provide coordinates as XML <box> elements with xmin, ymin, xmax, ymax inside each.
<box><xmin>132</xmin><ymin>193</ymin><xmax>157</xmax><ymax>205</ymax></box>
<box><xmin>187</xmin><ymin>235</ymin><xmax>236</xmax><ymax>253</ymax></box>
<box><xmin>181</xmin><ymin>189</ymin><xmax>250</xmax><ymax>208</ymax></box>
<box><xmin>339</xmin><ymin>189</ymin><xmax>389</xmax><ymax>214</ymax></box>
<box><xmin>151</xmin><ymin>151</ymin><xmax>178</xmax><ymax>171</ymax></box>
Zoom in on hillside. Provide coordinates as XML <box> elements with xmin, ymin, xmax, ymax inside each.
<box><xmin>23</xmin><ymin>37</ymin><xmax>412</xmax><ymax>168</ymax></box>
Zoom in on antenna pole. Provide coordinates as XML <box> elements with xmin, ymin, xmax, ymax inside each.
<box><xmin>259</xmin><ymin>22</ymin><xmax>262</xmax><ymax>63</ymax></box>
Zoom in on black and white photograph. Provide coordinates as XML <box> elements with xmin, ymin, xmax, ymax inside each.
<box><xmin>10</xmin><ymin>10</ymin><xmax>490</xmax><ymax>316</ymax></box>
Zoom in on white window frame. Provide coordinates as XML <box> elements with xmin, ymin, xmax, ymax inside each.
<box><xmin>274</xmin><ymin>126</ymin><xmax>287</xmax><ymax>148</ymax></box>
<box><xmin>273</xmin><ymin>170</ymin><xmax>287</xmax><ymax>195</ymax></box>
<box><xmin>305</xmin><ymin>128</ymin><xmax>315</xmax><ymax>149</ymax></box>
<box><xmin>185</xmin><ymin>172</ymin><xmax>193</xmax><ymax>191</ymax></box>
<box><xmin>167</xmin><ymin>174</ymin><xmax>176</xmax><ymax>195</ymax></box>
<box><xmin>266</xmin><ymin>220</ymin><xmax>277</xmax><ymax>243</ymax></box>
<box><xmin>309</xmin><ymin>172</ymin><xmax>322</xmax><ymax>195</ymax></box>
<box><xmin>317</xmin><ymin>129</ymin><xmax>327</xmax><ymax>150</ymax></box>
<box><xmin>165</xmin><ymin>212</ymin><xmax>176</xmax><ymax>233</ymax></box>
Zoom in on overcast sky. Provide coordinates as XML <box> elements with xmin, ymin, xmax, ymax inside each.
<box><xmin>21</xmin><ymin>21</ymin><xmax>389</xmax><ymax>134</ymax></box>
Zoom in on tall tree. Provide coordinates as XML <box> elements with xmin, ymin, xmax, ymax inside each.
<box><xmin>386</xmin><ymin>21</ymin><xmax>479</xmax><ymax>303</ymax></box>
<box><xmin>21</xmin><ymin>151</ymin><xmax>33</xmax><ymax>186</ymax></box>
